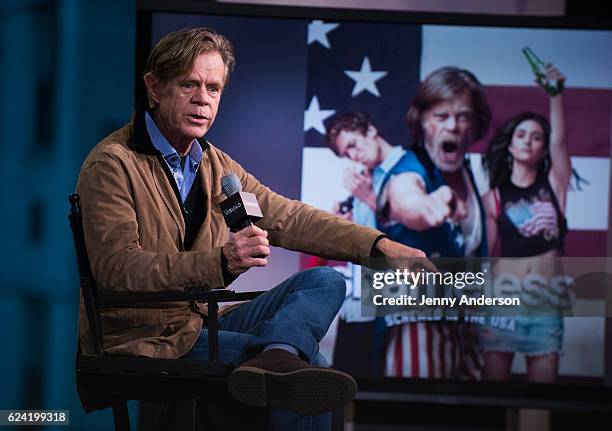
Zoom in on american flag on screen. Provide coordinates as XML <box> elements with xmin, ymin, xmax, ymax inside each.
<box><xmin>303</xmin><ymin>19</ymin><xmax>421</xmax><ymax>150</ymax></box>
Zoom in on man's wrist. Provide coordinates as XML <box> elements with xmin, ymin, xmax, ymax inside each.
<box><xmin>220</xmin><ymin>248</ymin><xmax>238</xmax><ymax>286</ymax></box>
<box><xmin>370</xmin><ymin>234</ymin><xmax>391</xmax><ymax>257</ymax></box>
<box><xmin>365</xmin><ymin>192</ymin><xmax>378</xmax><ymax>211</ymax></box>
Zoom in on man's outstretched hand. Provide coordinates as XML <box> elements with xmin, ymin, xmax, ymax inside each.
<box><xmin>222</xmin><ymin>224</ymin><xmax>270</xmax><ymax>275</ymax></box>
<box><xmin>375</xmin><ymin>238</ymin><xmax>438</xmax><ymax>273</ymax></box>
<box><xmin>376</xmin><ymin>237</ymin><xmax>424</xmax><ymax>258</ymax></box>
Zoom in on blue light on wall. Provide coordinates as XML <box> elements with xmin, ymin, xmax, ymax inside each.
<box><xmin>0</xmin><ymin>1</ymin><xmax>136</xmax><ymax>428</ymax></box>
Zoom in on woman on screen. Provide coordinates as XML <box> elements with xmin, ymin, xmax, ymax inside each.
<box><xmin>479</xmin><ymin>64</ymin><xmax>570</xmax><ymax>383</ymax></box>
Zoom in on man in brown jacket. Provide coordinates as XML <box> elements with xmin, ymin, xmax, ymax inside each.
<box><xmin>77</xmin><ymin>27</ymin><xmax>425</xmax><ymax>428</ymax></box>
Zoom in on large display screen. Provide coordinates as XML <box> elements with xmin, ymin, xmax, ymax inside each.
<box><xmin>141</xmin><ymin>2</ymin><xmax>612</xmax><ymax>405</ymax></box>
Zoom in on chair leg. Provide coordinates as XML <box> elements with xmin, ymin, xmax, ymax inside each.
<box><xmin>152</xmin><ymin>403</ymin><xmax>178</xmax><ymax>431</ymax></box>
<box><xmin>192</xmin><ymin>399</ymin><xmax>203</xmax><ymax>431</ymax></box>
<box><xmin>112</xmin><ymin>401</ymin><xmax>131</xmax><ymax>431</ymax></box>
<box><xmin>331</xmin><ymin>405</ymin><xmax>345</xmax><ymax>431</ymax></box>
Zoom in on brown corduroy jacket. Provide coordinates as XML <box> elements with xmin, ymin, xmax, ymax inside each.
<box><xmin>76</xmin><ymin>106</ymin><xmax>384</xmax><ymax>359</ymax></box>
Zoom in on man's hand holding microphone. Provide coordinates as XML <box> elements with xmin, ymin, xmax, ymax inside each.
<box><xmin>223</xmin><ymin>225</ymin><xmax>269</xmax><ymax>275</ymax></box>
<box><xmin>219</xmin><ymin>173</ymin><xmax>269</xmax><ymax>276</ymax></box>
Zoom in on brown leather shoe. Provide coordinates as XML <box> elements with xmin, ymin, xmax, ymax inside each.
<box><xmin>227</xmin><ymin>349</ymin><xmax>357</xmax><ymax>416</ymax></box>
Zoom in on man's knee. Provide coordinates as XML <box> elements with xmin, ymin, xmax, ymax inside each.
<box><xmin>299</xmin><ymin>267</ymin><xmax>346</xmax><ymax>304</ymax></box>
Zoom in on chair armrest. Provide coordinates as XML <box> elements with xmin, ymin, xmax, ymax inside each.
<box><xmin>96</xmin><ymin>289</ymin><xmax>264</xmax><ymax>308</ymax></box>
<box><xmin>94</xmin><ymin>289</ymin><xmax>265</xmax><ymax>362</ymax></box>
<box><xmin>77</xmin><ymin>354</ymin><xmax>233</xmax><ymax>378</ymax></box>
<box><xmin>96</xmin><ymin>289</ymin><xmax>263</xmax><ymax>362</ymax></box>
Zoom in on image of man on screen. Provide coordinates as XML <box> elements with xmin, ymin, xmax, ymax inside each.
<box><xmin>325</xmin><ymin>67</ymin><xmax>491</xmax><ymax>378</ymax></box>
<box><xmin>324</xmin><ymin>112</ymin><xmax>409</xmax><ymax>376</ymax></box>
<box><xmin>385</xmin><ymin>66</ymin><xmax>491</xmax><ymax>378</ymax></box>
<box><xmin>75</xmin><ymin>27</ymin><xmax>428</xmax><ymax>429</ymax></box>
<box><xmin>327</xmin><ymin>112</ymin><xmax>405</xmax><ymax>230</ymax></box>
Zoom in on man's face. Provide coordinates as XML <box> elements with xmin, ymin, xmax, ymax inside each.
<box><xmin>148</xmin><ymin>51</ymin><xmax>226</xmax><ymax>149</ymax></box>
<box><xmin>421</xmin><ymin>92</ymin><xmax>474</xmax><ymax>172</ymax></box>
<box><xmin>335</xmin><ymin>126</ymin><xmax>380</xmax><ymax>170</ymax></box>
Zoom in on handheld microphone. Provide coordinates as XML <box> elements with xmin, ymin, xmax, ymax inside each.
<box><xmin>220</xmin><ymin>173</ymin><xmax>263</xmax><ymax>232</ymax></box>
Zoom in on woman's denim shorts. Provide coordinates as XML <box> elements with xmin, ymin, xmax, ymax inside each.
<box><xmin>478</xmin><ymin>316</ymin><xmax>563</xmax><ymax>356</ymax></box>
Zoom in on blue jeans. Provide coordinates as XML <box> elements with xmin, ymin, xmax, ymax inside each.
<box><xmin>183</xmin><ymin>267</ymin><xmax>347</xmax><ymax>431</ymax></box>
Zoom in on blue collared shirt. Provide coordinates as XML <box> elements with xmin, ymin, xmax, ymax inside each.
<box><xmin>145</xmin><ymin>111</ymin><xmax>203</xmax><ymax>203</ymax></box>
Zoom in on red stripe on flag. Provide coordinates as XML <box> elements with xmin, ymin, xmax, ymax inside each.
<box><xmin>394</xmin><ymin>326</ymin><xmax>403</xmax><ymax>376</ymax></box>
<box><xmin>426</xmin><ymin>323</ymin><xmax>434</xmax><ymax>378</ymax></box>
<box><xmin>563</xmin><ymin>230</ymin><xmax>609</xmax><ymax>257</ymax></box>
<box><xmin>469</xmin><ymin>87</ymin><xmax>612</xmax><ymax>158</ymax></box>
<box><xmin>450</xmin><ymin>324</ymin><xmax>457</xmax><ymax>376</ymax></box>
<box><xmin>439</xmin><ymin>324</ymin><xmax>446</xmax><ymax>377</ymax></box>
<box><xmin>410</xmin><ymin>324</ymin><xmax>419</xmax><ymax>377</ymax></box>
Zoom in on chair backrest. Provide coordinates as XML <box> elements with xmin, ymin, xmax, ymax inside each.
<box><xmin>69</xmin><ymin>193</ymin><xmax>104</xmax><ymax>355</ymax></box>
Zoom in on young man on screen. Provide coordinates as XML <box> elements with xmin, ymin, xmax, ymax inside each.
<box><xmin>326</xmin><ymin>67</ymin><xmax>490</xmax><ymax>378</ymax></box>
<box><xmin>75</xmin><ymin>27</ymin><xmax>427</xmax><ymax>429</ymax></box>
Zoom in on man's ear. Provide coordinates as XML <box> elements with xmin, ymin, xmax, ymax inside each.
<box><xmin>367</xmin><ymin>124</ymin><xmax>378</xmax><ymax>137</ymax></box>
<box><xmin>143</xmin><ymin>72</ymin><xmax>161</xmax><ymax>108</ymax></box>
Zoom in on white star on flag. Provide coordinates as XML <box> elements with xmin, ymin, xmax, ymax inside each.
<box><xmin>344</xmin><ymin>56</ymin><xmax>388</xmax><ymax>97</ymax></box>
<box><xmin>304</xmin><ymin>96</ymin><xmax>335</xmax><ymax>134</ymax></box>
<box><xmin>307</xmin><ymin>20</ymin><xmax>339</xmax><ymax>49</ymax></box>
